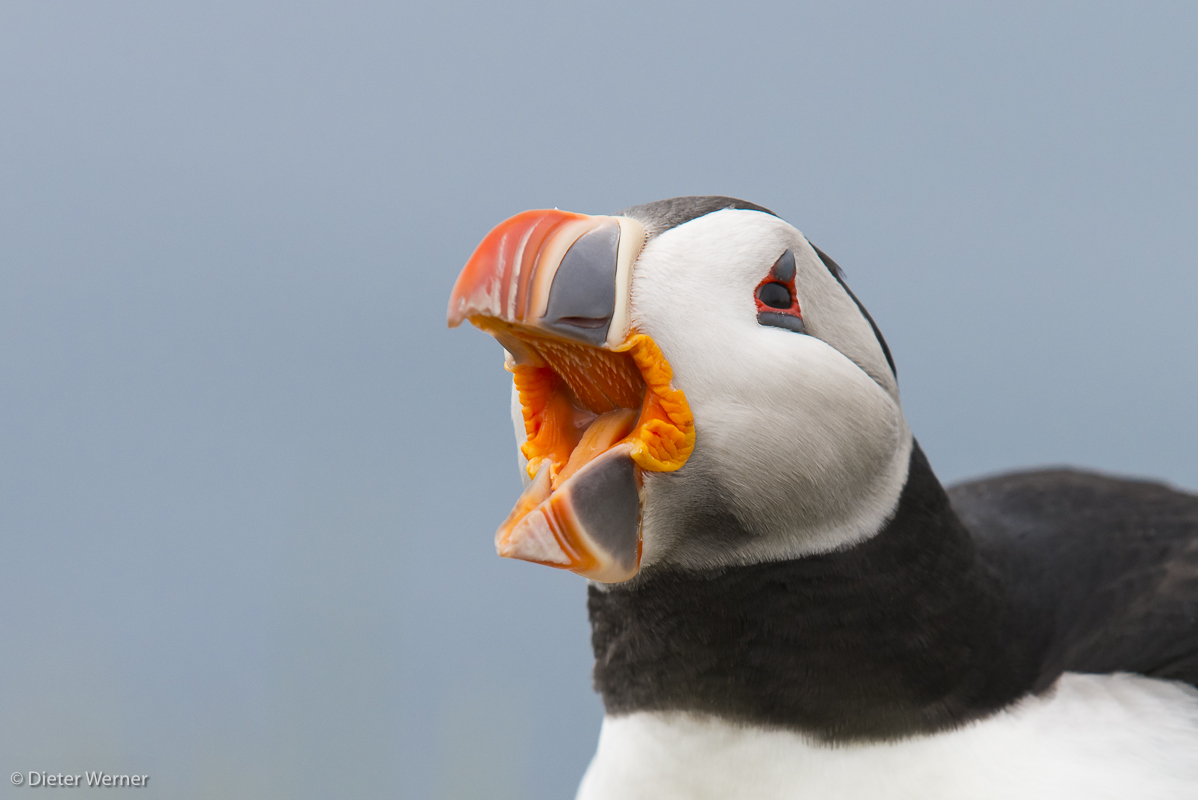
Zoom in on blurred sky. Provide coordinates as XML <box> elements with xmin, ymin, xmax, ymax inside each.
<box><xmin>1</xmin><ymin>2</ymin><xmax>1196</xmax><ymax>798</ymax></box>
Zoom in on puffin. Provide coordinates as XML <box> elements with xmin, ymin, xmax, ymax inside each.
<box><xmin>446</xmin><ymin>196</ymin><xmax>1198</xmax><ymax>799</ymax></box>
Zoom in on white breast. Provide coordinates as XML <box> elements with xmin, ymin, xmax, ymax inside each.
<box><xmin>576</xmin><ymin>673</ymin><xmax>1198</xmax><ymax>800</ymax></box>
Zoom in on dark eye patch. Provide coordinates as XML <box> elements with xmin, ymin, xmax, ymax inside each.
<box><xmin>755</xmin><ymin>249</ymin><xmax>805</xmax><ymax>334</ymax></box>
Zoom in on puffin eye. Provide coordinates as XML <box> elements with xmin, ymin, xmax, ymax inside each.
<box><xmin>756</xmin><ymin>282</ymin><xmax>792</xmax><ymax>309</ymax></box>
<box><xmin>755</xmin><ymin>249</ymin><xmax>805</xmax><ymax>333</ymax></box>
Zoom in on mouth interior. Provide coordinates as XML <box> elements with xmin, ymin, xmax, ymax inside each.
<box><xmin>478</xmin><ymin>320</ymin><xmax>695</xmax><ymax>490</ymax></box>
<box><xmin>512</xmin><ymin>335</ymin><xmax>645</xmax><ymax>489</ymax></box>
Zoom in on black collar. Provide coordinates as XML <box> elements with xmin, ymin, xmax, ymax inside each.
<box><xmin>588</xmin><ymin>443</ymin><xmax>1051</xmax><ymax>741</ymax></box>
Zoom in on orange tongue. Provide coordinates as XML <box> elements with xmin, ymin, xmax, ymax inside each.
<box><xmin>556</xmin><ymin>409</ymin><xmax>639</xmax><ymax>486</ymax></box>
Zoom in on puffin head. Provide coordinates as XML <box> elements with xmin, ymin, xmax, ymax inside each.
<box><xmin>448</xmin><ymin>196</ymin><xmax>911</xmax><ymax>583</ymax></box>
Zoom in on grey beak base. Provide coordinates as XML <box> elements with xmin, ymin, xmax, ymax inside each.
<box><xmin>560</xmin><ymin>448</ymin><xmax>641</xmax><ymax>575</ymax></box>
<box><xmin>542</xmin><ymin>222</ymin><xmax>621</xmax><ymax>346</ymax></box>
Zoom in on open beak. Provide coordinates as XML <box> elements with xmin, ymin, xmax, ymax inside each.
<box><xmin>448</xmin><ymin>209</ymin><xmax>695</xmax><ymax>583</ymax></box>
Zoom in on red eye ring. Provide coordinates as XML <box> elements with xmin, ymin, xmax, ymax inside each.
<box><xmin>755</xmin><ymin>250</ymin><xmax>804</xmax><ymax>333</ymax></box>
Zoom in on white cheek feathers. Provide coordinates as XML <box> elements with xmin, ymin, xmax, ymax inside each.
<box><xmin>628</xmin><ymin>209</ymin><xmax>912</xmax><ymax>568</ymax></box>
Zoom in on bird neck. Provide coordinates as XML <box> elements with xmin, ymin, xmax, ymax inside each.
<box><xmin>587</xmin><ymin>442</ymin><xmax>1044</xmax><ymax>741</ymax></box>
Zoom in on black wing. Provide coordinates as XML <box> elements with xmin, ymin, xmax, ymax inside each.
<box><xmin>949</xmin><ymin>469</ymin><xmax>1198</xmax><ymax>688</ymax></box>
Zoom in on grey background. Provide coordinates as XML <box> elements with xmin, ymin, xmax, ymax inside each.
<box><xmin>2</xmin><ymin>2</ymin><xmax>1195</xmax><ymax>798</ymax></box>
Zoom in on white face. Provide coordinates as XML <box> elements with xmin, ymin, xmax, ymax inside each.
<box><xmin>624</xmin><ymin>209</ymin><xmax>913</xmax><ymax>571</ymax></box>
